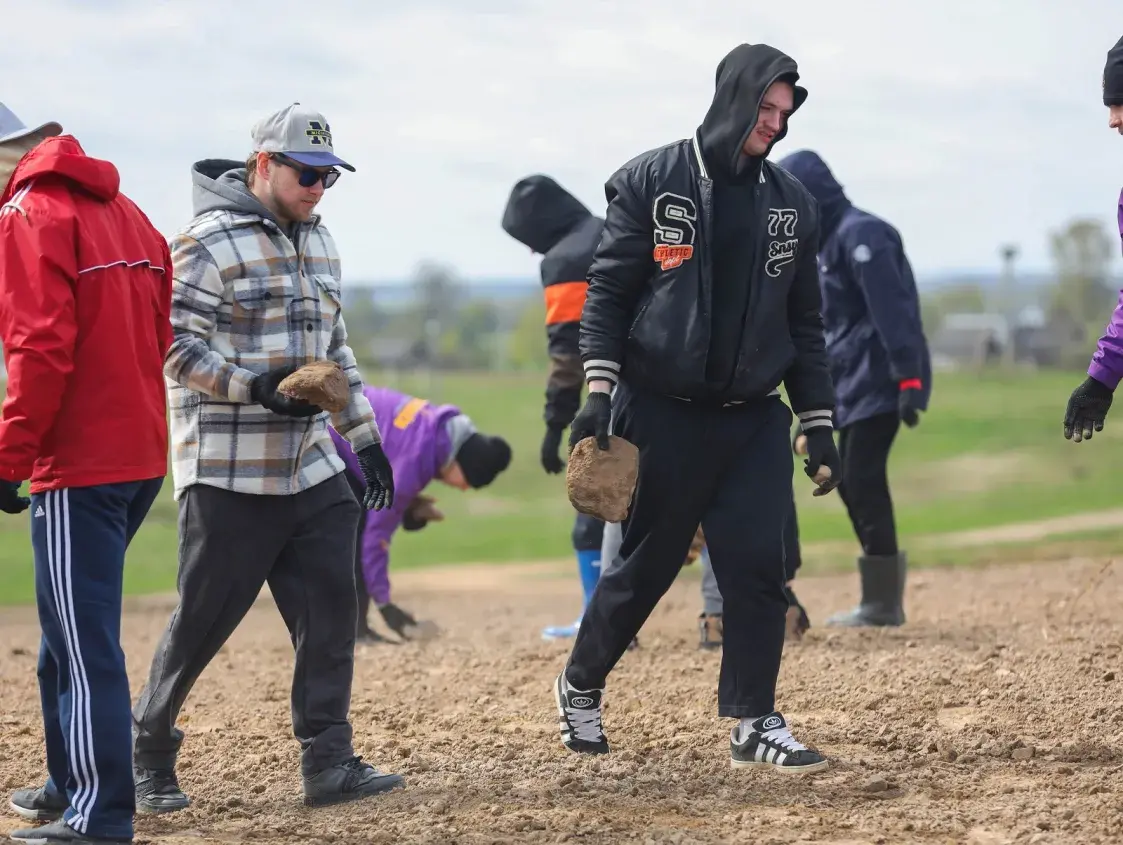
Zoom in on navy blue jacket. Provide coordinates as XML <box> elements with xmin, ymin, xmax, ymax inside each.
<box><xmin>777</xmin><ymin>150</ymin><xmax>931</xmax><ymax>429</ymax></box>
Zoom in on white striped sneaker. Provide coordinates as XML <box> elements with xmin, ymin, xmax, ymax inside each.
<box><xmin>554</xmin><ymin>672</ymin><xmax>609</xmax><ymax>754</ymax></box>
<box><xmin>730</xmin><ymin>712</ymin><xmax>828</xmax><ymax>773</ymax></box>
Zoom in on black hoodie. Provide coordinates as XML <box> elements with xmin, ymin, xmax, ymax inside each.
<box><xmin>502</xmin><ymin>175</ymin><xmax>605</xmax><ymax>429</ymax></box>
<box><xmin>697</xmin><ymin>44</ymin><xmax>808</xmax><ymax>390</ymax></box>
<box><xmin>578</xmin><ymin>43</ymin><xmax>834</xmax><ymax>429</ymax></box>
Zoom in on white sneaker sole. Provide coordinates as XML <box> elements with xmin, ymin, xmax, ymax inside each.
<box><xmin>7</xmin><ymin>799</ymin><xmax>60</xmax><ymax>822</ymax></box>
<box><xmin>731</xmin><ymin>758</ymin><xmax>829</xmax><ymax>774</ymax></box>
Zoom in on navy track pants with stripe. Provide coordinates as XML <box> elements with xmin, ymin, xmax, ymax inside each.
<box><xmin>32</xmin><ymin>478</ymin><xmax>163</xmax><ymax>840</ymax></box>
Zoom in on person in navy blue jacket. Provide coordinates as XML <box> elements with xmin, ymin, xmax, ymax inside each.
<box><xmin>778</xmin><ymin>149</ymin><xmax>931</xmax><ymax>628</ymax></box>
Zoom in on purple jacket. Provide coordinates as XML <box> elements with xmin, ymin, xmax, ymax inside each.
<box><xmin>1089</xmin><ymin>189</ymin><xmax>1123</xmax><ymax>389</ymax></box>
<box><xmin>329</xmin><ymin>386</ymin><xmax>461</xmax><ymax>604</ymax></box>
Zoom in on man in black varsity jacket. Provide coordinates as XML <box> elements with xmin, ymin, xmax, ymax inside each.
<box><xmin>552</xmin><ymin>42</ymin><xmax>840</xmax><ymax>773</ymax></box>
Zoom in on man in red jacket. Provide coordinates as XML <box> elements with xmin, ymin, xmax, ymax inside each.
<box><xmin>0</xmin><ymin>102</ymin><xmax>173</xmax><ymax>845</ymax></box>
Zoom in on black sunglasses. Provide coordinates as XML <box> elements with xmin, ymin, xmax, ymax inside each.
<box><xmin>270</xmin><ymin>154</ymin><xmax>340</xmax><ymax>189</ymax></box>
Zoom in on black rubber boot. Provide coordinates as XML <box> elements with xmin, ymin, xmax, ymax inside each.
<box><xmin>826</xmin><ymin>552</ymin><xmax>907</xmax><ymax>627</ymax></box>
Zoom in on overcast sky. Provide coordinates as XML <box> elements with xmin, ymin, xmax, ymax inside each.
<box><xmin>4</xmin><ymin>0</ymin><xmax>1122</xmax><ymax>282</ymax></box>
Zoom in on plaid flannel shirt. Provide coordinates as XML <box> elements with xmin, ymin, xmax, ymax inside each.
<box><xmin>164</xmin><ymin>207</ymin><xmax>380</xmax><ymax>500</ymax></box>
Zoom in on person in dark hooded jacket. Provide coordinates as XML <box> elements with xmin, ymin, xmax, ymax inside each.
<box><xmin>553</xmin><ymin>43</ymin><xmax>838</xmax><ymax>773</ymax></box>
<box><xmin>778</xmin><ymin>150</ymin><xmax>931</xmax><ymax>628</ymax></box>
<box><xmin>501</xmin><ymin>176</ymin><xmax>606</xmax><ymax>639</ymax></box>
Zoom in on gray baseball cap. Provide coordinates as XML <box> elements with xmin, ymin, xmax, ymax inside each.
<box><xmin>250</xmin><ymin>103</ymin><xmax>354</xmax><ymax>172</ymax></box>
<box><xmin>0</xmin><ymin>102</ymin><xmax>62</xmax><ymax>147</ymax></box>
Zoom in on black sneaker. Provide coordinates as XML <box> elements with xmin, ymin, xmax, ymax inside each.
<box><xmin>356</xmin><ymin>627</ymin><xmax>399</xmax><ymax>646</ymax></box>
<box><xmin>303</xmin><ymin>757</ymin><xmax>404</xmax><ymax>807</ymax></box>
<box><xmin>134</xmin><ymin>766</ymin><xmax>190</xmax><ymax>814</ymax></box>
<box><xmin>554</xmin><ymin>672</ymin><xmax>608</xmax><ymax>754</ymax></box>
<box><xmin>8</xmin><ymin>819</ymin><xmax>130</xmax><ymax>844</ymax></box>
<box><xmin>698</xmin><ymin>613</ymin><xmax>723</xmax><ymax>649</ymax></box>
<box><xmin>730</xmin><ymin>712</ymin><xmax>828</xmax><ymax>773</ymax></box>
<box><xmin>9</xmin><ymin>786</ymin><xmax>67</xmax><ymax>822</ymax></box>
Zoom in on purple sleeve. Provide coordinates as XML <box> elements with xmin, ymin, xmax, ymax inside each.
<box><xmin>1087</xmin><ymin>192</ymin><xmax>1123</xmax><ymax>389</ymax></box>
<box><xmin>1089</xmin><ymin>292</ymin><xmax>1123</xmax><ymax>390</ymax></box>
<box><xmin>360</xmin><ymin>509</ymin><xmax>401</xmax><ymax>605</ymax></box>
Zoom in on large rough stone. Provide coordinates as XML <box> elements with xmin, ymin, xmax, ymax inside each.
<box><xmin>277</xmin><ymin>360</ymin><xmax>350</xmax><ymax>413</ymax></box>
<box><xmin>565</xmin><ymin>435</ymin><xmax>639</xmax><ymax>523</ymax></box>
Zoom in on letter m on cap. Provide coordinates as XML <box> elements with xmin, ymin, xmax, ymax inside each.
<box><xmin>306</xmin><ymin>120</ymin><xmax>332</xmax><ymax>146</ymax></box>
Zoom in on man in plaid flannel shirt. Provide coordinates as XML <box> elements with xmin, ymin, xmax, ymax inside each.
<box><xmin>131</xmin><ymin>103</ymin><xmax>403</xmax><ymax>812</ymax></box>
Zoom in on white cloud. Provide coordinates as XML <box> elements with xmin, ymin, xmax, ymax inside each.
<box><xmin>3</xmin><ymin>0</ymin><xmax>1121</xmax><ymax>283</ymax></box>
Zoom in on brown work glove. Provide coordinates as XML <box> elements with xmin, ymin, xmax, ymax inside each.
<box><xmin>683</xmin><ymin>525</ymin><xmax>706</xmax><ymax>565</ymax></box>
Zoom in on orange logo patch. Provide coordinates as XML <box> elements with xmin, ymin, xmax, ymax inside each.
<box><xmin>653</xmin><ymin>244</ymin><xmax>694</xmax><ymax>271</ymax></box>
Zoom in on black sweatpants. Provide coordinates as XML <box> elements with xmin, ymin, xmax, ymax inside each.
<box><xmin>566</xmin><ymin>382</ymin><xmax>794</xmax><ymax>718</ymax></box>
<box><xmin>343</xmin><ymin>469</ymin><xmax>374</xmax><ymax>633</ymax></box>
<box><xmin>837</xmin><ymin>412</ymin><xmax>900</xmax><ymax>557</ymax></box>
<box><xmin>132</xmin><ymin>473</ymin><xmax>362</xmax><ymax>777</ymax></box>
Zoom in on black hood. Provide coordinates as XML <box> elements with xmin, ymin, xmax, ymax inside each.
<box><xmin>501</xmin><ymin>174</ymin><xmax>593</xmax><ymax>254</ymax></box>
<box><xmin>1105</xmin><ymin>35</ymin><xmax>1123</xmax><ymax>106</ymax></box>
<box><xmin>697</xmin><ymin>43</ymin><xmax>808</xmax><ymax>181</ymax></box>
<box><xmin>776</xmin><ymin>149</ymin><xmax>851</xmax><ymax>240</ymax></box>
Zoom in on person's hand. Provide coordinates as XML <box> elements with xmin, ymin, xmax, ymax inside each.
<box><xmin>898</xmin><ymin>378</ymin><xmax>924</xmax><ymax>428</ymax></box>
<box><xmin>540</xmin><ymin>426</ymin><xmax>565</xmax><ymax>474</ymax></box>
<box><xmin>1064</xmin><ymin>376</ymin><xmax>1114</xmax><ymax>442</ymax></box>
<box><xmin>402</xmin><ymin>494</ymin><xmax>444</xmax><ymax>531</ymax></box>
<box><xmin>0</xmin><ymin>480</ymin><xmax>30</xmax><ymax>515</ymax></box>
<box><xmin>250</xmin><ymin>364</ymin><xmax>324</xmax><ymax>417</ymax></box>
<box><xmin>378</xmin><ymin>602</ymin><xmax>418</xmax><ymax>638</ymax></box>
<box><xmin>802</xmin><ymin>427</ymin><xmax>842</xmax><ymax>497</ymax></box>
<box><xmin>791</xmin><ymin>425</ymin><xmax>807</xmax><ymax>456</ymax></box>
<box><xmin>355</xmin><ymin>443</ymin><xmax>395</xmax><ymax>510</ymax></box>
<box><xmin>567</xmin><ymin>391</ymin><xmax>612</xmax><ymax>452</ymax></box>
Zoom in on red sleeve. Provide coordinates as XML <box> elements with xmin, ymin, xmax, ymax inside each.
<box><xmin>156</xmin><ymin>234</ymin><xmax>174</xmax><ymax>356</ymax></box>
<box><xmin>0</xmin><ymin>197</ymin><xmax>79</xmax><ymax>482</ymax></box>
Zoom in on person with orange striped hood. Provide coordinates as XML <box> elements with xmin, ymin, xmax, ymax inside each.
<box><xmin>502</xmin><ymin>175</ymin><xmax>605</xmax><ymax>640</ymax></box>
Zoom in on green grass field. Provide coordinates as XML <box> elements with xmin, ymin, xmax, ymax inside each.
<box><xmin>1</xmin><ymin>366</ymin><xmax>1120</xmax><ymax>605</ymax></box>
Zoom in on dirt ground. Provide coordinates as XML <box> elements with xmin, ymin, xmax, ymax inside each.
<box><xmin>2</xmin><ymin>554</ymin><xmax>1123</xmax><ymax>845</ymax></box>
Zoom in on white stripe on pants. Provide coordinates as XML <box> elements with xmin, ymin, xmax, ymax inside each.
<box><xmin>45</xmin><ymin>489</ymin><xmax>100</xmax><ymax>833</ymax></box>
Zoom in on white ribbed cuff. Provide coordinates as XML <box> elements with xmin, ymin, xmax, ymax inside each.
<box><xmin>584</xmin><ymin>358</ymin><xmax>620</xmax><ymax>386</ymax></box>
<box><xmin>797</xmin><ymin>409</ymin><xmax>833</xmax><ymax>431</ymax></box>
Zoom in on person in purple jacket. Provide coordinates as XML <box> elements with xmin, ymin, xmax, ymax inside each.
<box><xmin>329</xmin><ymin>386</ymin><xmax>512</xmax><ymax>643</ymax></box>
<box><xmin>1064</xmin><ymin>35</ymin><xmax>1123</xmax><ymax>442</ymax></box>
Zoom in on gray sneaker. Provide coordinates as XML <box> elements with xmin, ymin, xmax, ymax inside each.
<box><xmin>302</xmin><ymin>757</ymin><xmax>404</xmax><ymax>807</ymax></box>
<box><xmin>133</xmin><ymin>767</ymin><xmax>190</xmax><ymax>814</ymax></box>
<box><xmin>9</xmin><ymin>786</ymin><xmax>67</xmax><ymax>823</ymax></box>
<box><xmin>8</xmin><ymin>819</ymin><xmax>130</xmax><ymax>844</ymax></box>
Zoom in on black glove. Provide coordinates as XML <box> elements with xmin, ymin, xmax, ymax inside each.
<box><xmin>0</xmin><ymin>480</ymin><xmax>30</xmax><ymax>515</ymax></box>
<box><xmin>401</xmin><ymin>494</ymin><xmax>442</xmax><ymax>531</ymax></box>
<box><xmin>250</xmin><ymin>364</ymin><xmax>324</xmax><ymax>417</ymax></box>
<box><xmin>379</xmin><ymin>602</ymin><xmax>417</xmax><ymax>638</ymax></box>
<box><xmin>1064</xmin><ymin>375</ymin><xmax>1115</xmax><ymax>442</ymax></box>
<box><xmin>567</xmin><ymin>391</ymin><xmax>612</xmax><ymax>452</ymax></box>
<box><xmin>356</xmin><ymin>443</ymin><xmax>395</xmax><ymax>510</ymax></box>
<box><xmin>540</xmin><ymin>425</ymin><xmax>565</xmax><ymax>474</ymax></box>
<box><xmin>802</xmin><ymin>427</ymin><xmax>842</xmax><ymax>497</ymax></box>
<box><xmin>898</xmin><ymin>379</ymin><xmax>924</xmax><ymax>428</ymax></box>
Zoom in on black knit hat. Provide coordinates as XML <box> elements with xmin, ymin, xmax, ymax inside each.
<box><xmin>1104</xmin><ymin>35</ymin><xmax>1123</xmax><ymax>106</ymax></box>
<box><xmin>455</xmin><ymin>433</ymin><xmax>512</xmax><ymax>489</ymax></box>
